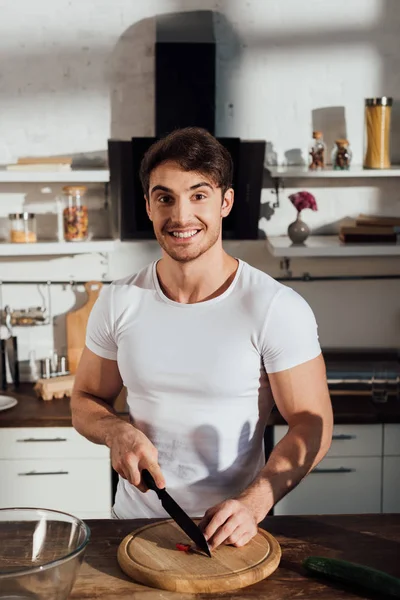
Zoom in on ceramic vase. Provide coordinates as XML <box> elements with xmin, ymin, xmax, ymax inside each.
<box><xmin>287</xmin><ymin>212</ymin><xmax>310</xmax><ymax>244</ymax></box>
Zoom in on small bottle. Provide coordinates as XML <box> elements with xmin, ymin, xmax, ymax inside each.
<box><xmin>62</xmin><ymin>186</ymin><xmax>88</xmax><ymax>242</ymax></box>
<box><xmin>309</xmin><ymin>131</ymin><xmax>326</xmax><ymax>171</ymax></box>
<box><xmin>332</xmin><ymin>139</ymin><xmax>352</xmax><ymax>170</ymax></box>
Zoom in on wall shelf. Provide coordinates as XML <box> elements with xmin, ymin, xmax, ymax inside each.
<box><xmin>266</xmin><ymin>165</ymin><xmax>400</xmax><ymax>179</ymax></box>
<box><xmin>0</xmin><ymin>169</ymin><xmax>110</xmax><ymax>183</ymax></box>
<box><xmin>0</xmin><ymin>240</ymin><xmax>116</xmax><ymax>256</ymax></box>
<box><xmin>267</xmin><ymin>236</ymin><xmax>400</xmax><ymax>258</ymax></box>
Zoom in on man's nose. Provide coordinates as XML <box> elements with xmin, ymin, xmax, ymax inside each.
<box><xmin>171</xmin><ymin>198</ymin><xmax>192</xmax><ymax>224</ymax></box>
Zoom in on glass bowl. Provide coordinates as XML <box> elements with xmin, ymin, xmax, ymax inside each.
<box><xmin>0</xmin><ymin>507</ymin><xmax>90</xmax><ymax>600</ymax></box>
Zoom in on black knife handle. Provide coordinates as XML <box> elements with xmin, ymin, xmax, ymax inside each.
<box><xmin>142</xmin><ymin>469</ymin><xmax>164</xmax><ymax>497</ymax></box>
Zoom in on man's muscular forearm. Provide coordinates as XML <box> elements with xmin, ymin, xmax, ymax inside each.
<box><xmin>71</xmin><ymin>390</ymin><xmax>129</xmax><ymax>448</ymax></box>
<box><xmin>238</xmin><ymin>415</ymin><xmax>332</xmax><ymax>522</ymax></box>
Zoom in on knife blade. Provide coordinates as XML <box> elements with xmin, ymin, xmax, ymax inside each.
<box><xmin>142</xmin><ymin>469</ymin><xmax>211</xmax><ymax>557</ymax></box>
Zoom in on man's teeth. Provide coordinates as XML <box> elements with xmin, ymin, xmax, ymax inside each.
<box><xmin>172</xmin><ymin>230</ymin><xmax>198</xmax><ymax>238</ymax></box>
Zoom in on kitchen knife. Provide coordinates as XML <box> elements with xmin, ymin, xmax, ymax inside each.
<box><xmin>142</xmin><ymin>469</ymin><xmax>211</xmax><ymax>557</ymax></box>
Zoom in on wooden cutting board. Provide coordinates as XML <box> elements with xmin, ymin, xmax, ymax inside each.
<box><xmin>66</xmin><ymin>281</ymin><xmax>102</xmax><ymax>374</ymax></box>
<box><xmin>117</xmin><ymin>519</ymin><xmax>281</xmax><ymax>593</ymax></box>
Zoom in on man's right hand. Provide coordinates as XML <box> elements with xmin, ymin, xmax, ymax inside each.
<box><xmin>106</xmin><ymin>421</ymin><xmax>165</xmax><ymax>493</ymax></box>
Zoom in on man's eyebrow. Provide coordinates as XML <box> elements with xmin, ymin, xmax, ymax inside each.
<box><xmin>150</xmin><ymin>181</ymin><xmax>214</xmax><ymax>195</ymax></box>
<box><xmin>150</xmin><ymin>184</ymin><xmax>173</xmax><ymax>195</ymax></box>
<box><xmin>189</xmin><ymin>182</ymin><xmax>214</xmax><ymax>191</ymax></box>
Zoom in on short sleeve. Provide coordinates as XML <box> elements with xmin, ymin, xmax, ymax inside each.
<box><xmin>261</xmin><ymin>287</ymin><xmax>321</xmax><ymax>373</ymax></box>
<box><xmin>85</xmin><ymin>285</ymin><xmax>118</xmax><ymax>361</ymax></box>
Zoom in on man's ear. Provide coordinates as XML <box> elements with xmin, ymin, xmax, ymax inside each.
<box><xmin>221</xmin><ymin>188</ymin><xmax>234</xmax><ymax>218</ymax></box>
<box><xmin>145</xmin><ymin>196</ymin><xmax>152</xmax><ymax>221</ymax></box>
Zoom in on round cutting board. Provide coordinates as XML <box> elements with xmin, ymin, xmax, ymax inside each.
<box><xmin>117</xmin><ymin>519</ymin><xmax>281</xmax><ymax>593</ymax></box>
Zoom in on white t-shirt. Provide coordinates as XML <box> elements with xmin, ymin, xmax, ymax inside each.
<box><xmin>86</xmin><ymin>259</ymin><xmax>321</xmax><ymax>518</ymax></box>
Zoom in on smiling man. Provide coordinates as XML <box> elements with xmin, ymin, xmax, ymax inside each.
<box><xmin>71</xmin><ymin>127</ymin><xmax>333</xmax><ymax>551</ymax></box>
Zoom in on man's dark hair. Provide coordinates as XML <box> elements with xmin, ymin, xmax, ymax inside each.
<box><xmin>140</xmin><ymin>127</ymin><xmax>233</xmax><ymax>196</ymax></box>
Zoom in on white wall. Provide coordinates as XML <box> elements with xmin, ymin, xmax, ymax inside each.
<box><xmin>0</xmin><ymin>0</ymin><xmax>399</xmax><ymax>366</ymax></box>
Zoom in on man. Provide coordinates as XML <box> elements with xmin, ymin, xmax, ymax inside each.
<box><xmin>71</xmin><ymin>127</ymin><xmax>333</xmax><ymax>551</ymax></box>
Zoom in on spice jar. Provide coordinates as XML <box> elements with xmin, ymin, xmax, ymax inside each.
<box><xmin>8</xmin><ymin>213</ymin><xmax>37</xmax><ymax>243</ymax></box>
<box><xmin>332</xmin><ymin>139</ymin><xmax>352</xmax><ymax>170</ymax></box>
<box><xmin>364</xmin><ymin>97</ymin><xmax>392</xmax><ymax>169</ymax></box>
<box><xmin>62</xmin><ymin>186</ymin><xmax>88</xmax><ymax>242</ymax></box>
<box><xmin>309</xmin><ymin>131</ymin><xmax>326</xmax><ymax>170</ymax></box>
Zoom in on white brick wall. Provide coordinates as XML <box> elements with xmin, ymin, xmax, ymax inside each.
<box><xmin>0</xmin><ymin>0</ymin><xmax>399</xmax><ymax>364</ymax></box>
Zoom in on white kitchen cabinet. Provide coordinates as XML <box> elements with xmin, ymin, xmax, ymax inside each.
<box><xmin>273</xmin><ymin>424</ymin><xmax>383</xmax><ymax>515</ymax></box>
<box><xmin>0</xmin><ymin>427</ymin><xmax>112</xmax><ymax>518</ymax></box>
<box><xmin>274</xmin><ymin>424</ymin><xmax>383</xmax><ymax>457</ymax></box>
<box><xmin>382</xmin><ymin>457</ymin><xmax>400</xmax><ymax>513</ymax></box>
<box><xmin>382</xmin><ymin>424</ymin><xmax>400</xmax><ymax>513</ymax></box>
<box><xmin>274</xmin><ymin>456</ymin><xmax>381</xmax><ymax>515</ymax></box>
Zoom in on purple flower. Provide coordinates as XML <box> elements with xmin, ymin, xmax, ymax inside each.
<box><xmin>289</xmin><ymin>191</ymin><xmax>318</xmax><ymax>213</ymax></box>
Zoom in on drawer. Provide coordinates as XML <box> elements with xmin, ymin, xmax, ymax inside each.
<box><xmin>0</xmin><ymin>427</ymin><xmax>109</xmax><ymax>460</ymax></box>
<box><xmin>384</xmin><ymin>424</ymin><xmax>400</xmax><ymax>456</ymax></box>
<box><xmin>274</xmin><ymin>456</ymin><xmax>382</xmax><ymax>515</ymax></box>
<box><xmin>274</xmin><ymin>424</ymin><xmax>382</xmax><ymax>457</ymax></box>
<box><xmin>0</xmin><ymin>458</ymin><xmax>112</xmax><ymax>514</ymax></box>
<box><xmin>382</xmin><ymin>457</ymin><xmax>400</xmax><ymax>513</ymax></box>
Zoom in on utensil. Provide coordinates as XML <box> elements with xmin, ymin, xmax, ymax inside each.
<box><xmin>141</xmin><ymin>469</ymin><xmax>211</xmax><ymax>557</ymax></box>
<box><xmin>66</xmin><ymin>281</ymin><xmax>103</xmax><ymax>373</ymax></box>
<box><xmin>0</xmin><ymin>507</ymin><xmax>90</xmax><ymax>600</ymax></box>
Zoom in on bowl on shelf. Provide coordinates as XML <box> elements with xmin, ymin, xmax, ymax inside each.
<box><xmin>0</xmin><ymin>507</ymin><xmax>90</xmax><ymax>600</ymax></box>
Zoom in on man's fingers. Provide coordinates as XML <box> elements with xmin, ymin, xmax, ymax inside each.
<box><xmin>209</xmin><ymin>517</ymin><xmax>242</xmax><ymax>550</ymax></box>
<box><xmin>124</xmin><ymin>453</ymin><xmax>142</xmax><ymax>487</ymax></box>
<box><xmin>139</xmin><ymin>462</ymin><xmax>166</xmax><ymax>490</ymax></box>
<box><xmin>203</xmin><ymin>501</ymin><xmax>236</xmax><ymax>542</ymax></box>
<box><xmin>198</xmin><ymin>507</ymin><xmax>218</xmax><ymax>532</ymax></box>
<box><xmin>223</xmin><ymin>525</ymin><xmax>245</xmax><ymax>547</ymax></box>
<box><xmin>233</xmin><ymin>531</ymin><xmax>253</xmax><ymax>548</ymax></box>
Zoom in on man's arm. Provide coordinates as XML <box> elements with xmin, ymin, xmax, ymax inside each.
<box><xmin>199</xmin><ymin>353</ymin><xmax>333</xmax><ymax>549</ymax></box>
<box><xmin>71</xmin><ymin>347</ymin><xmax>165</xmax><ymax>491</ymax></box>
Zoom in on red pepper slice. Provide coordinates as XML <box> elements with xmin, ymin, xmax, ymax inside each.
<box><xmin>176</xmin><ymin>543</ymin><xmax>191</xmax><ymax>553</ymax></box>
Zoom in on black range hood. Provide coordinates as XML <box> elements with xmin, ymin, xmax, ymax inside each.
<box><xmin>108</xmin><ymin>11</ymin><xmax>265</xmax><ymax>241</ymax></box>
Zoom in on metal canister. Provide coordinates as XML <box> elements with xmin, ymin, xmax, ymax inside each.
<box><xmin>40</xmin><ymin>358</ymin><xmax>52</xmax><ymax>379</ymax></box>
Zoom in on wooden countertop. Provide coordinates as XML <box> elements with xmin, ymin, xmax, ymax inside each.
<box><xmin>0</xmin><ymin>384</ymin><xmax>399</xmax><ymax>428</ymax></box>
<box><xmin>71</xmin><ymin>514</ymin><xmax>400</xmax><ymax>599</ymax></box>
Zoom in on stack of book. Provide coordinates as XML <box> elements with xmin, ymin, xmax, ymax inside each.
<box><xmin>6</xmin><ymin>156</ymin><xmax>72</xmax><ymax>171</ymax></box>
<box><xmin>339</xmin><ymin>214</ymin><xmax>400</xmax><ymax>244</ymax></box>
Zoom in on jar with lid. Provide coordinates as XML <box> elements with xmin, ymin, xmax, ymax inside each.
<box><xmin>332</xmin><ymin>139</ymin><xmax>352</xmax><ymax>170</ymax></box>
<box><xmin>62</xmin><ymin>186</ymin><xmax>88</xmax><ymax>242</ymax></box>
<box><xmin>309</xmin><ymin>131</ymin><xmax>326</xmax><ymax>170</ymax></box>
<box><xmin>364</xmin><ymin>97</ymin><xmax>392</xmax><ymax>169</ymax></box>
<box><xmin>8</xmin><ymin>213</ymin><xmax>37</xmax><ymax>243</ymax></box>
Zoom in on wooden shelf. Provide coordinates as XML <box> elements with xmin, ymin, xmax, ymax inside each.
<box><xmin>266</xmin><ymin>165</ymin><xmax>400</xmax><ymax>179</ymax></box>
<box><xmin>0</xmin><ymin>169</ymin><xmax>109</xmax><ymax>183</ymax></box>
<box><xmin>267</xmin><ymin>235</ymin><xmax>400</xmax><ymax>258</ymax></box>
<box><xmin>0</xmin><ymin>240</ymin><xmax>116</xmax><ymax>256</ymax></box>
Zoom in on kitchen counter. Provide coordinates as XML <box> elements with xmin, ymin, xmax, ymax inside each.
<box><xmin>0</xmin><ymin>383</ymin><xmax>399</xmax><ymax>427</ymax></box>
<box><xmin>72</xmin><ymin>514</ymin><xmax>400</xmax><ymax>599</ymax></box>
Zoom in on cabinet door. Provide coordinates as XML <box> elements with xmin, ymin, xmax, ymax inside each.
<box><xmin>0</xmin><ymin>427</ymin><xmax>109</xmax><ymax>460</ymax></box>
<box><xmin>0</xmin><ymin>458</ymin><xmax>111</xmax><ymax>518</ymax></box>
<box><xmin>384</xmin><ymin>425</ymin><xmax>400</xmax><ymax>456</ymax></box>
<box><xmin>274</xmin><ymin>424</ymin><xmax>382</xmax><ymax>457</ymax></box>
<box><xmin>382</xmin><ymin>457</ymin><xmax>400</xmax><ymax>513</ymax></box>
<box><xmin>273</xmin><ymin>456</ymin><xmax>381</xmax><ymax>515</ymax></box>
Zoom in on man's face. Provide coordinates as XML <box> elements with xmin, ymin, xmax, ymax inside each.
<box><xmin>146</xmin><ymin>161</ymin><xmax>234</xmax><ymax>263</ymax></box>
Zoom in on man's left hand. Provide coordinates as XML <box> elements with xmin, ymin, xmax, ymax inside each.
<box><xmin>198</xmin><ymin>499</ymin><xmax>258</xmax><ymax>551</ymax></box>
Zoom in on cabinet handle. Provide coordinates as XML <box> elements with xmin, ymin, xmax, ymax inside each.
<box><xmin>312</xmin><ymin>467</ymin><xmax>354</xmax><ymax>474</ymax></box>
<box><xmin>18</xmin><ymin>470</ymin><xmax>69</xmax><ymax>476</ymax></box>
<box><xmin>16</xmin><ymin>438</ymin><xmax>67</xmax><ymax>443</ymax></box>
<box><xmin>332</xmin><ymin>434</ymin><xmax>356</xmax><ymax>441</ymax></box>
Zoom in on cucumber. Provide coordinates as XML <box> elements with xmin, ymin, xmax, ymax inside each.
<box><xmin>303</xmin><ymin>556</ymin><xmax>400</xmax><ymax>598</ymax></box>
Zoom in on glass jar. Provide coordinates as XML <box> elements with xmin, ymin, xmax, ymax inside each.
<box><xmin>62</xmin><ymin>186</ymin><xmax>88</xmax><ymax>242</ymax></box>
<box><xmin>309</xmin><ymin>131</ymin><xmax>326</xmax><ymax>170</ymax></box>
<box><xmin>364</xmin><ymin>97</ymin><xmax>392</xmax><ymax>169</ymax></box>
<box><xmin>332</xmin><ymin>139</ymin><xmax>352</xmax><ymax>170</ymax></box>
<box><xmin>8</xmin><ymin>213</ymin><xmax>37</xmax><ymax>243</ymax></box>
